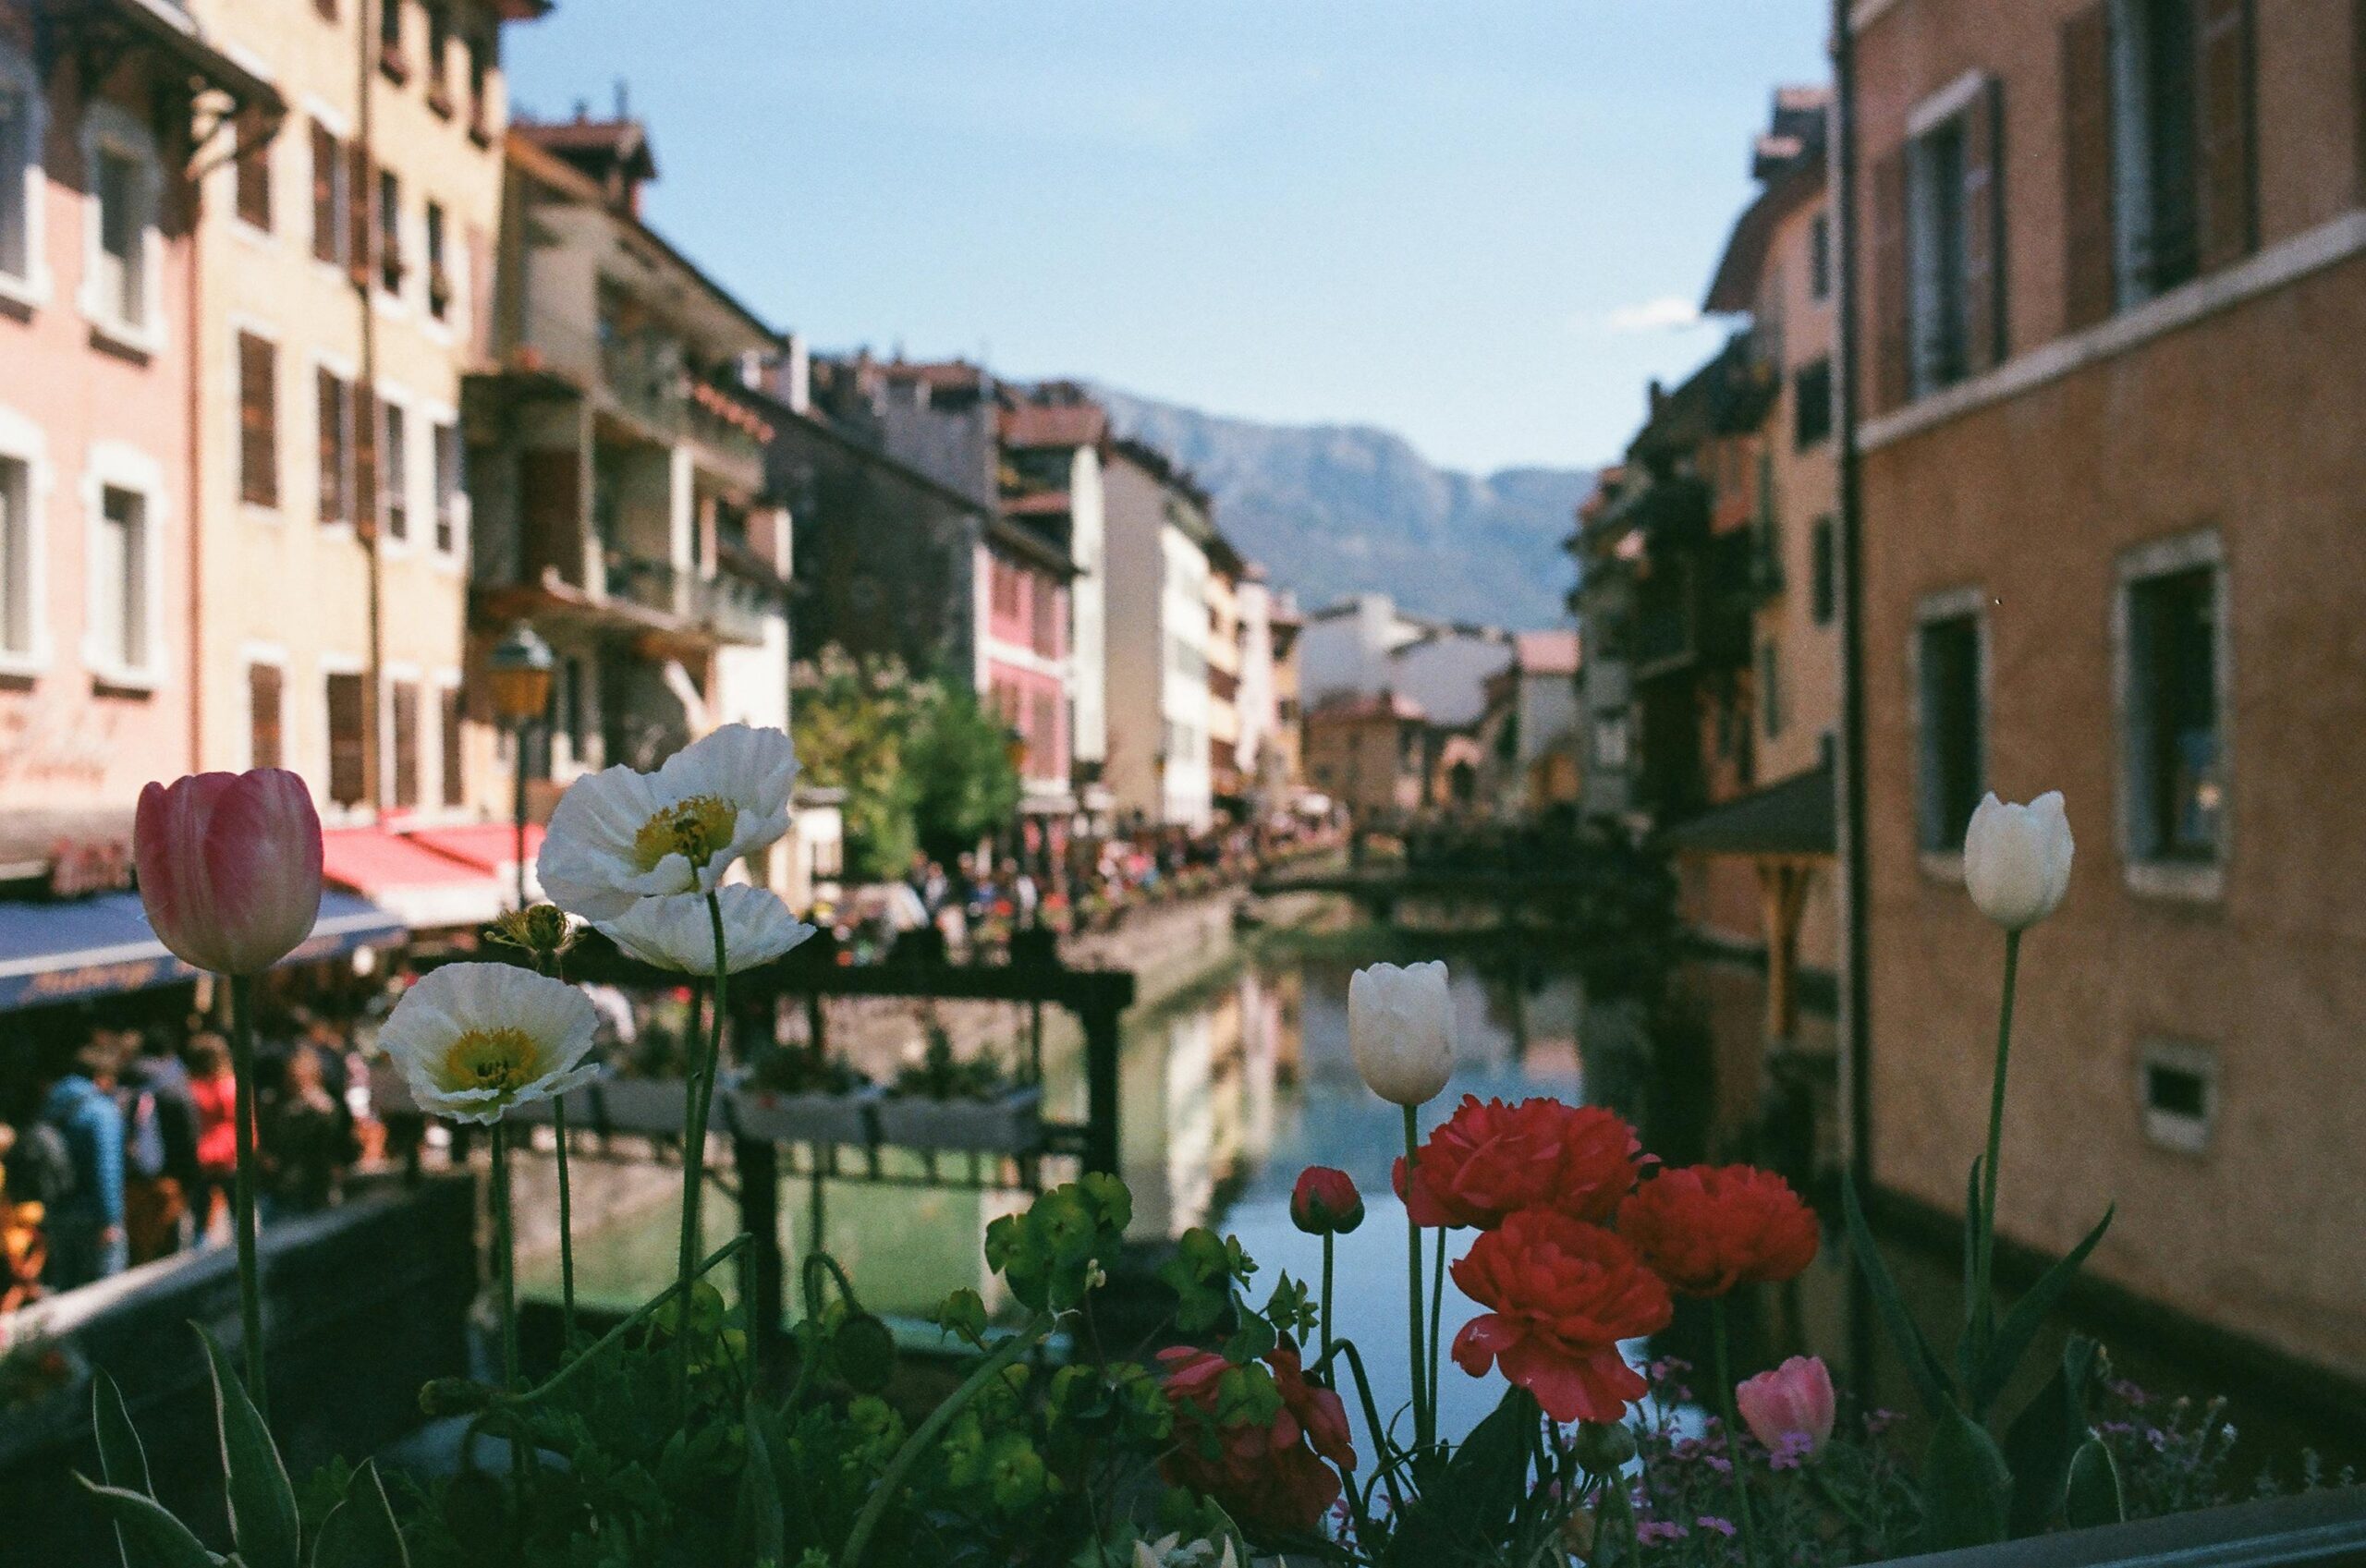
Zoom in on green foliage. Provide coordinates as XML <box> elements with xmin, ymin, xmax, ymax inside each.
<box><xmin>2002</xmin><ymin>1335</ymin><xmax>2104</xmax><ymax>1537</ymax></box>
<box><xmin>892</xmin><ymin>1022</ymin><xmax>1014</xmax><ymax>1102</ymax></box>
<box><xmin>904</xmin><ymin>683</ymin><xmax>1022</xmax><ymax>862</ymax></box>
<box><xmin>984</xmin><ymin>1177</ymin><xmax>1129</xmax><ymax>1313</ymax></box>
<box><xmin>200</xmin><ymin>1322</ymin><xmax>303</xmax><ymax>1568</ymax></box>
<box><xmin>2064</xmin><ymin>1439</ymin><xmax>2127</xmax><ymax>1529</ymax></box>
<box><xmin>1920</xmin><ymin>1404</ymin><xmax>2013</xmax><ymax>1551</ymax></box>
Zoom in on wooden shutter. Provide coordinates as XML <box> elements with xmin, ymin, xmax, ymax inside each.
<box><xmin>238</xmin><ymin>332</ymin><xmax>277</xmax><ymax>507</ymax></box>
<box><xmin>1960</xmin><ymin>78</ymin><xmax>2006</xmax><ymax>375</ymax></box>
<box><xmin>234</xmin><ymin>107</ymin><xmax>271</xmax><ymax>230</ymax></box>
<box><xmin>1869</xmin><ymin>145</ymin><xmax>1909</xmax><ymax>412</ymax></box>
<box><xmin>354</xmin><ymin>383</ymin><xmax>379</xmax><ymax>541</ymax></box>
<box><xmin>440</xmin><ymin>687</ymin><xmax>464</xmax><ymax>806</ymax></box>
<box><xmin>315</xmin><ymin>0</ymin><xmax>336</xmax><ymax>17</ymax></box>
<box><xmin>317</xmin><ymin>369</ymin><xmax>346</xmax><ymax>524</ymax></box>
<box><xmin>326</xmin><ymin>672</ymin><xmax>368</xmax><ymax>807</ymax></box>
<box><xmin>348</xmin><ymin>142</ymin><xmax>372</xmax><ymax>286</ymax></box>
<box><xmin>2196</xmin><ymin>0</ymin><xmax>2256</xmax><ymax>272</ymax></box>
<box><xmin>391</xmin><ymin>681</ymin><xmax>421</xmax><ymax>808</ymax></box>
<box><xmin>2062</xmin><ymin>1</ymin><xmax>2117</xmax><ymax>330</ymax></box>
<box><xmin>249</xmin><ymin>663</ymin><xmax>283</xmax><ymax>770</ymax></box>
<box><xmin>310</xmin><ymin>122</ymin><xmax>338</xmax><ymax>263</ymax></box>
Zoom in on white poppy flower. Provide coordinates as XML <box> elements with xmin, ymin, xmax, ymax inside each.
<box><xmin>1134</xmin><ymin>1535</ymin><xmax>1238</xmax><ymax>1568</ymax></box>
<box><xmin>536</xmin><ymin>723</ymin><xmax>799</xmax><ymax>921</ymax></box>
<box><xmin>380</xmin><ymin>963</ymin><xmax>602</xmax><ymax>1124</ymax></box>
<box><xmin>1348</xmin><ymin>959</ymin><xmax>1455</xmax><ymax>1106</ymax></box>
<box><xmin>599</xmin><ymin>884</ymin><xmax>815</xmax><ymax>976</ymax></box>
<box><xmin>1963</xmin><ymin>791</ymin><xmax>2074</xmax><ymax>930</ymax></box>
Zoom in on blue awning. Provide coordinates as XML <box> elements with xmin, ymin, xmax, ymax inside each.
<box><xmin>0</xmin><ymin>891</ymin><xmax>407</xmax><ymax>1012</ymax></box>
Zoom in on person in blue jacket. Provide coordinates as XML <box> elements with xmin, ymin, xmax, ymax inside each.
<box><xmin>40</xmin><ymin>1036</ymin><xmax>127</xmax><ymax>1289</ymax></box>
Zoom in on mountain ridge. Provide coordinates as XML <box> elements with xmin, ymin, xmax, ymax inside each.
<box><xmin>1088</xmin><ymin>385</ymin><xmax>1590</xmax><ymax>630</ymax></box>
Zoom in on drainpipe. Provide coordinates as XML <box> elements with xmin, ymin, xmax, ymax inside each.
<box><xmin>1831</xmin><ymin>0</ymin><xmax>1874</xmax><ymax>1189</ymax></box>
<box><xmin>357</xmin><ymin>0</ymin><xmax>384</xmax><ymax>815</ymax></box>
<box><xmin>186</xmin><ymin>103</ymin><xmax>204</xmax><ymax>772</ymax></box>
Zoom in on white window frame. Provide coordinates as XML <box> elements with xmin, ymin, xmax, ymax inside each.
<box><xmin>2137</xmin><ymin>1037</ymin><xmax>2219</xmax><ymax>1157</ymax></box>
<box><xmin>0</xmin><ymin>400</ymin><xmax>53</xmax><ymax>676</ymax></box>
<box><xmin>372</xmin><ymin>164</ymin><xmax>408</xmax><ymax>319</ymax></box>
<box><xmin>420</xmin><ymin>400</ymin><xmax>465</xmax><ymax>567</ymax></box>
<box><xmin>2114</xmin><ymin>528</ymin><xmax>2228</xmax><ymax>903</ymax></box>
<box><xmin>420</xmin><ymin>196</ymin><xmax>454</xmax><ymax>339</ymax></box>
<box><xmin>1909</xmin><ymin>585</ymin><xmax>1989</xmax><ymax>881</ymax></box>
<box><xmin>375</xmin><ymin>381</ymin><xmax>412</xmax><ymax>553</ymax></box>
<box><xmin>222</xmin><ymin>40</ymin><xmax>279</xmax><ymax>248</ymax></box>
<box><xmin>241</xmin><ymin>640</ymin><xmax>289</xmax><ymax>772</ymax></box>
<box><xmin>305</xmin><ymin>96</ymin><xmax>349</xmax><ymax>280</ymax></box>
<box><xmin>0</xmin><ymin>37</ymin><xmax>49</xmax><ymax>310</ymax></box>
<box><xmin>80</xmin><ymin>439</ymin><xmax>168</xmax><ymax>688</ymax></box>
<box><xmin>431</xmin><ymin>666</ymin><xmax>465</xmax><ymax>812</ymax></box>
<box><xmin>311</xmin><ymin>347</ymin><xmax>360</xmax><ymax>537</ymax></box>
<box><xmin>79</xmin><ymin>100</ymin><xmax>165</xmax><ymax>356</ymax></box>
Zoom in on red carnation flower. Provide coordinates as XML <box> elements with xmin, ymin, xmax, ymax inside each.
<box><xmin>1393</xmin><ymin>1096</ymin><xmax>1643</xmax><ymax>1230</ymax></box>
<box><xmin>1158</xmin><ymin>1343</ymin><xmax>1358</xmax><ymax>1536</ymax></box>
<box><xmin>1450</xmin><ymin>1209</ymin><xmax>1672</xmax><ymax>1424</ymax></box>
<box><xmin>1617</xmin><ymin>1163</ymin><xmax>1821</xmax><ymax>1297</ymax></box>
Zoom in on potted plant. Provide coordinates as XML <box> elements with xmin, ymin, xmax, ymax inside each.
<box><xmin>727</xmin><ymin>1044</ymin><xmax>878</xmax><ymax>1147</ymax></box>
<box><xmin>873</xmin><ymin>1022</ymin><xmax>1043</xmax><ymax>1154</ymax></box>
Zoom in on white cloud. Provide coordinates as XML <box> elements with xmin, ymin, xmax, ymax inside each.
<box><xmin>1593</xmin><ymin>295</ymin><xmax>1702</xmax><ymax>334</ymax></box>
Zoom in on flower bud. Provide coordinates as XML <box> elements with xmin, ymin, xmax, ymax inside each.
<box><xmin>1571</xmin><ymin>1418</ymin><xmax>1637</xmax><ymax>1475</ymax></box>
<box><xmin>1962</xmin><ymin>791</ymin><xmax>2074</xmax><ymax>930</ymax></box>
<box><xmin>1289</xmin><ymin>1166</ymin><xmax>1365</xmax><ymax>1236</ymax></box>
<box><xmin>1734</xmin><ymin>1354</ymin><xmax>1836</xmax><ymax>1455</ymax></box>
<box><xmin>135</xmin><ymin>770</ymin><xmax>323</xmax><ymax>976</ymax></box>
<box><xmin>1348</xmin><ymin>960</ymin><xmax>1454</xmax><ymax>1106</ymax></box>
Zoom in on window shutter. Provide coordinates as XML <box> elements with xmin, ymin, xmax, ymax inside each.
<box><xmin>392</xmin><ymin>681</ymin><xmax>421</xmax><ymax>808</ymax></box>
<box><xmin>249</xmin><ymin>663</ymin><xmax>283</xmax><ymax>770</ymax></box>
<box><xmin>2062</xmin><ymin>1</ymin><xmax>2117</xmax><ymax>330</ymax></box>
<box><xmin>440</xmin><ymin>687</ymin><xmax>465</xmax><ymax>806</ymax></box>
<box><xmin>1960</xmin><ymin>77</ymin><xmax>2006</xmax><ymax>375</ymax></box>
<box><xmin>1869</xmin><ymin>145</ymin><xmax>1909</xmax><ymax>413</ymax></box>
<box><xmin>2195</xmin><ymin>0</ymin><xmax>2256</xmax><ymax>272</ymax></box>
<box><xmin>354</xmin><ymin>383</ymin><xmax>379</xmax><ymax>541</ymax></box>
<box><xmin>239</xmin><ymin>333</ymin><xmax>277</xmax><ymax>507</ymax></box>
<box><xmin>317</xmin><ymin>368</ymin><xmax>346</xmax><ymax>525</ymax></box>
<box><xmin>348</xmin><ymin>142</ymin><xmax>372</xmax><ymax>285</ymax></box>
<box><xmin>311</xmin><ymin>122</ymin><xmax>338</xmax><ymax>263</ymax></box>
<box><xmin>327</xmin><ymin>672</ymin><xmax>368</xmax><ymax>807</ymax></box>
<box><xmin>234</xmin><ymin>108</ymin><xmax>271</xmax><ymax>230</ymax></box>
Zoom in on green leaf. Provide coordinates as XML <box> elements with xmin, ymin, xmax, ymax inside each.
<box><xmin>2064</xmin><ymin>1437</ymin><xmax>2127</xmax><ymax>1529</ymax></box>
<box><xmin>196</xmin><ymin>1322</ymin><xmax>301</xmax><ymax>1568</ymax></box>
<box><xmin>1957</xmin><ymin>1157</ymin><xmax>1984</xmax><ymax>1392</ymax></box>
<box><xmin>1971</xmin><ymin>1205</ymin><xmax>2114</xmax><ymax>1417</ymax></box>
<box><xmin>1919</xmin><ymin>1403</ymin><xmax>2012</xmax><ymax>1551</ymax></box>
<box><xmin>311</xmin><ymin>1461</ymin><xmax>409</xmax><ymax>1568</ymax></box>
<box><xmin>2002</xmin><ymin>1335</ymin><xmax>2101</xmax><ymax>1537</ymax></box>
<box><xmin>92</xmin><ymin>1369</ymin><xmax>154</xmax><ymax>1501</ymax></box>
<box><xmin>75</xmin><ymin>1477</ymin><xmax>217</xmax><ymax>1568</ymax></box>
<box><xmin>1842</xmin><ymin>1172</ymin><xmax>1957</xmax><ymax>1419</ymax></box>
<box><xmin>1384</xmin><ymin>1386</ymin><xmax>1535</xmax><ymax>1565</ymax></box>
<box><xmin>735</xmin><ymin>1397</ymin><xmax>787</xmax><ymax>1565</ymax></box>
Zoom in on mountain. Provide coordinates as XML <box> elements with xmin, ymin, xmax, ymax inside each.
<box><xmin>1090</xmin><ymin>386</ymin><xmax>1591</xmax><ymax>630</ymax></box>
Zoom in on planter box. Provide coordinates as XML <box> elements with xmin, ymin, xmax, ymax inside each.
<box><xmin>872</xmin><ymin>1086</ymin><xmax>1044</xmax><ymax>1154</ymax></box>
<box><xmin>726</xmin><ymin>1082</ymin><xmax>882</xmax><ymax>1146</ymax></box>
<box><xmin>588</xmin><ymin>1077</ymin><xmax>693</xmax><ymax>1137</ymax></box>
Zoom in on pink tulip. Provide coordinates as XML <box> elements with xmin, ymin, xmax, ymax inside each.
<box><xmin>1734</xmin><ymin>1354</ymin><xmax>1835</xmax><ymax>1456</ymax></box>
<box><xmin>136</xmin><ymin>770</ymin><xmax>324</xmax><ymax>976</ymax></box>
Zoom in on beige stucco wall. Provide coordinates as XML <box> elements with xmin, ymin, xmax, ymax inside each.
<box><xmin>1754</xmin><ymin>188</ymin><xmax>1840</xmax><ymax>786</ymax></box>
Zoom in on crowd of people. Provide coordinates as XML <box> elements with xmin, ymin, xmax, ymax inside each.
<box><xmin>0</xmin><ymin>1007</ymin><xmax>371</xmax><ymax>1307</ymax></box>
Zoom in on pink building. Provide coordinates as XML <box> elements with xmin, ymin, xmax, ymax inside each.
<box><xmin>980</xmin><ymin>511</ymin><xmax>1074</xmax><ymax>794</ymax></box>
<box><xmin>0</xmin><ymin>3</ymin><xmax>274</xmax><ymax>886</ymax></box>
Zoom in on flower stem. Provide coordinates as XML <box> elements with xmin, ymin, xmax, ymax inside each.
<box><xmin>552</xmin><ymin>1099</ymin><xmax>576</xmax><ymax>1353</ymax></box>
<box><xmin>673</xmin><ymin>893</ymin><xmax>732</xmax><ymax>1405</ymax></box>
<box><xmin>1971</xmin><ymin>928</ymin><xmax>2020</xmax><ymax>1359</ymax></box>
<box><xmin>1711</xmin><ymin>1295</ymin><xmax>1762</xmax><ymax>1568</ymax></box>
<box><xmin>1402</xmin><ymin>1101</ymin><xmax>1429</xmax><ymax>1452</ymax></box>
<box><xmin>226</xmin><ymin>974</ymin><xmax>268</xmax><ymax>1422</ymax></box>
<box><xmin>503</xmin><ymin>1234</ymin><xmax>750</xmax><ymax>1411</ymax></box>
<box><xmin>491</xmin><ymin>1120</ymin><xmax>519</xmax><ymax>1390</ymax></box>
<box><xmin>1427</xmin><ymin>1224</ymin><xmax>1446</xmax><ymax>1429</ymax></box>
<box><xmin>1319</xmin><ymin>1234</ymin><xmax>1335</xmax><ymax>1368</ymax></box>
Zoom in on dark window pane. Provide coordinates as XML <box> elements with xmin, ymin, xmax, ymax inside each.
<box><xmin>1918</xmin><ymin>614</ymin><xmax>1982</xmax><ymax>850</ymax></box>
<box><xmin>2129</xmin><ymin>565</ymin><xmax>2221</xmax><ymax>858</ymax></box>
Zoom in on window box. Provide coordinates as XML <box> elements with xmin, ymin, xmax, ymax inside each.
<box><xmin>587</xmin><ymin>1075</ymin><xmax>690</xmax><ymax>1136</ymax></box>
<box><xmin>726</xmin><ymin>1080</ymin><xmax>883</xmax><ymax>1147</ymax></box>
<box><xmin>872</xmin><ymin>1085</ymin><xmax>1044</xmax><ymax>1155</ymax></box>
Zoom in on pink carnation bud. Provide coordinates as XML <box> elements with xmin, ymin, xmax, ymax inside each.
<box><xmin>135</xmin><ymin>770</ymin><xmax>323</xmax><ymax>976</ymax></box>
<box><xmin>1290</xmin><ymin>1166</ymin><xmax>1365</xmax><ymax>1235</ymax></box>
<box><xmin>1734</xmin><ymin>1355</ymin><xmax>1835</xmax><ymax>1456</ymax></box>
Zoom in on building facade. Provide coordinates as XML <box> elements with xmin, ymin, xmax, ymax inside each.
<box><xmin>1851</xmin><ymin>0</ymin><xmax>2366</xmax><ymax>1384</ymax></box>
<box><xmin>1102</xmin><ymin>439</ymin><xmax>1214</xmax><ymax>832</ymax></box>
<box><xmin>997</xmin><ymin>387</ymin><xmax>1107</xmax><ymax>819</ymax></box>
<box><xmin>1304</xmin><ymin>692</ymin><xmax>1426</xmax><ymax>821</ymax></box>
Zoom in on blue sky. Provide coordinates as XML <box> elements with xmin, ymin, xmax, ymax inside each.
<box><xmin>507</xmin><ymin>3</ymin><xmax>1829</xmax><ymax>474</ymax></box>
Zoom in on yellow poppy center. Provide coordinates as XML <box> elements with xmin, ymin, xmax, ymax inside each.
<box><xmin>436</xmin><ymin>1026</ymin><xmax>543</xmax><ymax>1099</ymax></box>
<box><xmin>631</xmin><ymin>795</ymin><xmax>738</xmax><ymax>872</ymax></box>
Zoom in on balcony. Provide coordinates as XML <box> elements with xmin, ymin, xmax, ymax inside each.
<box><xmin>603</xmin><ymin>553</ymin><xmax>774</xmax><ymax>646</ymax></box>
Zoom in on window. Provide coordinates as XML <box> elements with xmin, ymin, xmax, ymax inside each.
<box><xmin>317</xmin><ymin>368</ymin><xmax>351</xmax><ymax>525</ymax></box>
<box><xmin>1810</xmin><ymin>517</ymin><xmax>1836</xmax><ymax>626</ymax></box>
<box><xmin>1807</xmin><ymin>210</ymin><xmax>1831</xmax><ymax>301</ymax></box>
<box><xmin>1884</xmin><ymin>77</ymin><xmax>2003</xmax><ymax>405</ymax></box>
<box><xmin>1760</xmin><ymin>641</ymin><xmax>1783</xmax><ymax>739</ymax></box>
<box><xmin>2125</xmin><ymin>558</ymin><xmax>2223</xmax><ymax>861</ymax></box>
<box><xmin>1793</xmin><ymin>359</ymin><xmax>1833</xmax><ymax>448</ymax></box>
<box><xmin>0</xmin><ymin>50</ymin><xmax>35</xmax><ymax>291</ymax></box>
<box><xmin>424</xmin><ymin>201</ymin><xmax>449</xmax><ymax>321</ymax></box>
<box><xmin>0</xmin><ymin>455</ymin><xmax>31</xmax><ymax>662</ymax></box>
<box><xmin>390</xmin><ymin>678</ymin><xmax>421</xmax><ymax>808</ymax></box>
<box><xmin>238</xmin><ymin>333</ymin><xmax>278</xmax><ymax>508</ymax></box>
<box><xmin>2114</xmin><ymin>0</ymin><xmax>2201</xmax><ymax>302</ymax></box>
<box><xmin>311</xmin><ymin>121</ymin><xmax>345</xmax><ymax>265</ymax></box>
<box><xmin>466</xmin><ymin>33</ymin><xmax>492</xmax><ymax>139</ymax></box>
<box><xmin>326</xmin><ymin>672</ymin><xmax>369</xmax><ymax>808</ymax></box>
<box><xmin>377</xmin><ymin>168</ymin><xmax>402</xmax><ymax>294</ymax></box>
<box><xmin>1916</xmin><ymin>608</ymin><xmax>1985</xmax><ymax>853</ymax></box>
<box><xmin>379</xmin><ymin>0</ymin><xmax>408</xmax><ymax>79</ymax></box>
<box><xmin>249</xmin><ymin>662</ymin><xmax>283</xmax><ymax>769</ymax></box>
<box><xmin>85</xmin><ymin>115</ymin><xmax>158</xmax><ymax>342</ymax></box>
<box><xmin>554</xmin><ymin>653</ymin><xmax>586</xmax><ymax>760</ymax></box>
<box><xmin>1908</xmin><ymin>117</ymin><xmax>1968</xmax><ymax>395</ymax></box>
<box><xmin>233</xmin><ymin>107</ymin><xmax>272</xmax><ymax>232</ymax></box>
<box><xmin>424</xmin><ymin>5</ymin><xmax>454</xmax><ymax>112</ymax></box>
<box><xmin>439</xmin><ymin>685</ymin><xmax>465</xmax><ymax>805</ymax></box>
<box><xmin>2139</xmin><ymin>1039</ymin><xmax>2217</xmax><ymax>1154</ymax></box>
<box><xmin>381</xmin><ymin>400</ymin><xmax>408</xmax><ymax>541</ymax></box>
<box><xmin>432</xmin><ymin>421</ymin><xmax>459</xmax><ymax>552</ymax></box>
<box><xmin>315</xmin><ymin>0</ymin><xmax>336</xmax><ymax>18</ymax></box>
<box><xmin>90</xmin><ymin>484</ymin><xmax>149</xmax><ymax>677</ymax></box>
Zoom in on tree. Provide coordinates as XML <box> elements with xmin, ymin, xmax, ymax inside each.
<box><xmin>907</xmin><ymin>684</ymin><xmax>1021</xmax><ymax>864</ymax></box>
<box><xmin>791</xmin><ymin>648</ymin><xmax>920</xmax><ymax>881</ymax></box>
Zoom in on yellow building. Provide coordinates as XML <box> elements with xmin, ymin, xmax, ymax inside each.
<box><xmin>185</xmin><ymin>0</ymin><xmax>545</xmax><ymax>919</ymax></box>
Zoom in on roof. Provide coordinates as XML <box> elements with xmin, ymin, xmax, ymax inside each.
<box><xmin>1657</xmin><ymin>765</ymin><xmax>1835</xmax><ymax>858</ymax></box>
<box><xmin>98</xmin><ymin>0</ymin><xmax>286</xmax><ymax>116</ymax></box>
<box><xmin>1000</xmin><ymin>403</ymin><xmax>1107</xmax><ymax>450</ymax></box>
<box><xmin>1002</xmin><ymin>490</ymin><xmax>1073</xmax><ymax>518</ymax></box>
<box><xmin>518</xmin><ymin>116</ymin><xmax>659</xmax><ymax>182</ymax></box>
<box><xmin>1704</xmin><ymin>88</ymin><xmax>1831</xmax><ymax>314</ymax></box>
<box><xmin>1307</xmin><ymin>691</ymin><xmax>1425</xmax><ymax>724</ymax></box>
<box><xmin>1107</xmin><ymin>436</ymin><xmax>1210</xmax><ymax>510</ymax></box>
<box><xmin>1515</xmin><ymin>629</ymin><xmax>1580</xmax><ymax>676</ymax></box>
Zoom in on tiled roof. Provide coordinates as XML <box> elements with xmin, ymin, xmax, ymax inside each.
<box><xmin>1000</xmin><ymin>403</ymin><xmax>1107</xmax><ymax>449</ymax></box>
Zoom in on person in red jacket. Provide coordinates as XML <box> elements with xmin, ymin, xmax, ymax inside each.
<box><xmin>185</xmin><ymin>1033</ymin><xmax>239</xmax><ymax>1247</ymax></box>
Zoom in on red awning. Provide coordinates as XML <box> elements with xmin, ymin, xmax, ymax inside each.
<box><xmin>322</xmin><ymin>826</ymin><xmax>513</xmax><ymax>932</ymax></box>
<box><xmin>406</xmin><ymin>821</ymin><xmax>543</xmax><ymax>879</ymax></box>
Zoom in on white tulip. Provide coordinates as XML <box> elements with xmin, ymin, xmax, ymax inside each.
<box><xmin>1962</xmin><ymin>791</ymin><xmax>2074</xmax><ymax>930</ymax></box>
<box><xmin>536</xmin><ymin>723</ymin><xmax>799</xmax><ymax>921</ymax></box>
<box><xmin>379</xmin><ymin>963</ymin><xmax>602</xmax><ymax>1124</ymax></box>
<box><xmin>1348</xmin><ymin>960</ymin><xmax>1454</xmax><ymax>1106</ymax></box>
<box><xmin>599</xmin><ymin>884</ymin><xmax>815</xmax><ymax>976</ymax></box>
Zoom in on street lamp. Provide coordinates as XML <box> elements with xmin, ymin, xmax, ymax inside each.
<box><xmin>486</xmin><ymin>623</ymin><xmax>555</xmax><ymax>906</ymax></box>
